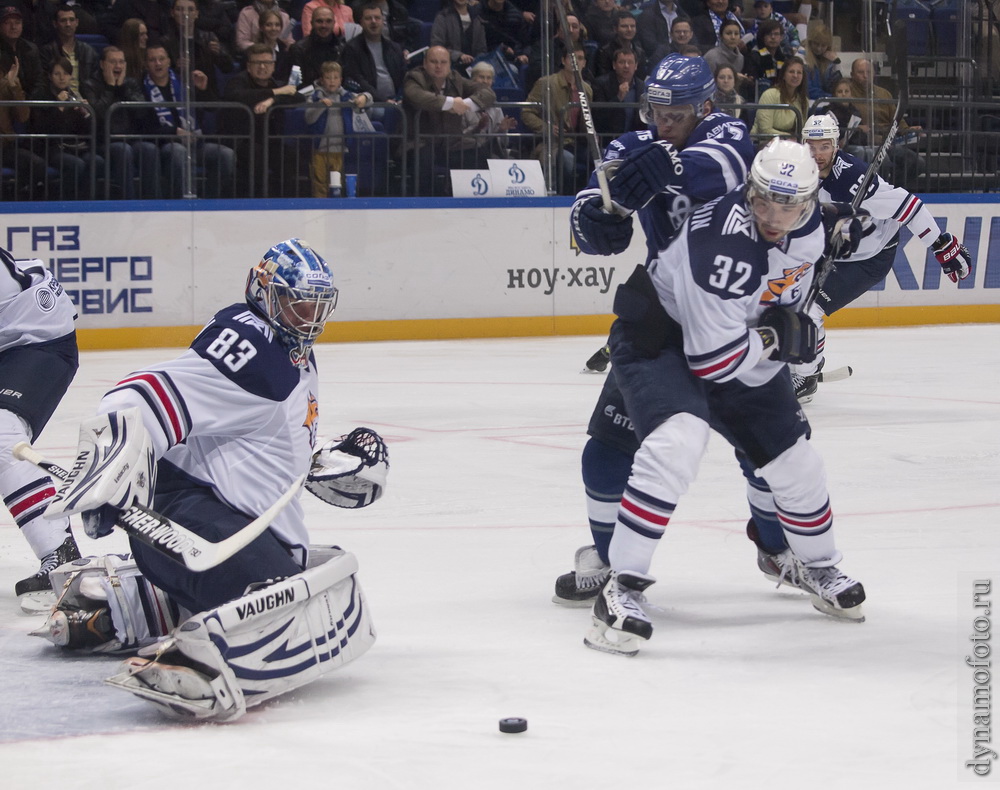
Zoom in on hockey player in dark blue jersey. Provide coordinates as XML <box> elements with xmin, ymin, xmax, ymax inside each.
<box><xmin>791</xmin><ymin>113</ymin><xmax>973</xmax><ymax>402</ymax></box>
<box><xmin>556</xmin><ymin>55</ymin><xmax>781</xmax><ymax>606</ymax></box>
<box><xmin>586</xmin><ymin>141</ymin><xmax>866</xmax><ymax>656</ymax></box>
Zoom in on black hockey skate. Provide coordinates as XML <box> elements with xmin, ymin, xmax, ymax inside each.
<box><xmin>15</xmin><ymin>535</ymin><xmax>81</xmax><ymax>614</ymax></box>
<box><xmin>553</xmin><ymin>545</ymin><xmax>609</xmax><ymax>606</ymax></box>
<box><xmin>793</xmin><ymin>359</ymin><xmax>824</xmax><ymax>404</ymax></box>
<box><xmin>584</xmin><ymin>570</ymin><xmax>655</xmax><ymax>657</ymax></box>
<box><xmin>583</xmin><ymin>344</ymin><xmax>610</xmax><ymax>373</ymax></box>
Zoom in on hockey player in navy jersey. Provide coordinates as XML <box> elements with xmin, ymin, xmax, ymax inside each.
<box><xmin>557</xmin><ymin>55</ymin><xmax>792</xmax><ymax>606</ymax></box>
<box><xmin>0</xmin><ymin>247</ymin><xmax>81</xmax><ymax>613</ymax></box>
<box><xmin>792</xmin><ymin>113</ymin><xmax>973</xmax><ymax>402</ymax></box>
<box><xmin>29</xmin><ymin>239</ymin><xmax>386</xmax><ymax>721</ymax></box>
<box><xmin>585</xmin><ymin>141</ymin><xmax>866</xmax><ymax>657</ymax></box>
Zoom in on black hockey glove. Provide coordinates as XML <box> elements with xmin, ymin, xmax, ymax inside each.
<box><xmin>571</xmin><ymin>195</ymin><xmax>634</xmax><ymax>256</ymax></box>
<box><xmin>931</xmin><ymin>232</ymin><xmax>972</xmax><ymax>283</ymax></box>
<box><xmin>608</xmin><ymin>140</ymin><xmax>685</xmax><ymax>211</ymax></box>
<box><xmin>820</xmin><ymin>202</ymin><xmax>869</xmax><ymax>259</ymax></box>
<box><xmin>756</xmin><ymin>305</ymin><xmax>818</xmax><ymax>364</ymax></box>
<box><xmin>81</xmin><ymin>504</ymin><xmax>121</xmax><ymax>539</ymax></box>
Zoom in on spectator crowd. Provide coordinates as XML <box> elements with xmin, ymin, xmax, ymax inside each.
<box><xmin>0</xmin><ymin>0</ymin><xmax>923</xmax><ymax>198</ymax></box>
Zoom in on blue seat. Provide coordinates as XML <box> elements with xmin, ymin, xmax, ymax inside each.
<box><xmin>77</xmin><ymin>33</ymin><xmax>109</xmax><ymax>55</ymax></box>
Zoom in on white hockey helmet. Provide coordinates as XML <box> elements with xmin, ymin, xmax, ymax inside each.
<box><xmin>746</xmin><ymin>139</ymin><xmax>819</xmax><ymax>237</ymax></box>
<box><xmin>801</xmin><ymin>113</ymin><xmax>840</xmax><ymax>144</ymax></box>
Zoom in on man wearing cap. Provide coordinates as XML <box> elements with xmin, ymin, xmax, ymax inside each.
<box><xmin>0</xmin><ymin>5</ymin><xmax>43</xmax><ymax>96</ymax></box>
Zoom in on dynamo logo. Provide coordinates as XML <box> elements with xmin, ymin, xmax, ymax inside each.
<box><xmin>471</xmin><ymin>173</ymin><xmax>489</xmax><ymax>196</ymax></box>
<box><xmin>508</xmin><ymin>163</ymin><xmax>525</xmax><ymax>184</ymax></box>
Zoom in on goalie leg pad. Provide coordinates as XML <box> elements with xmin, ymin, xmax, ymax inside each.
<box><xmin>105</xmin><ymin>547</ymin><xmax>376</xmax><ymax>722</ymax></box>
<box><xmin>31</xmin><ymin>554</ymin><xmax>179</xmax><ymax>653</ymax></box>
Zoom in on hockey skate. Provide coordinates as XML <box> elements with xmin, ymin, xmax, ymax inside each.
<box><xmin>31</xmin><ymin>605</ymin><xmax>114</xmax><ymax>649</ymax></box>
<box><xmin>795</xmin><ymin>561</ymin><xmax>866</xmax><ymax>622</ymax></box>
<box><xmin>553</xmin><ymin>545</ymin><xmax>610</xmax><ymax>606</ymax></box>
<box><xmin>792</xmin><ymin>359</ymin><xmax>824</xmax><ymax>404</ymax></box>
<box><xmin>756</xmin><ymin>547</ymin><xmax>809</xmax><ymax>591</ymax></box>
<box><xmin>584</xmin><ymin>570</ymin><xmax>655</xmax><ymax>657</ymax></box>
<box><xmin>106</xmin><ymin>650</ymin><xmax>226</xmax><ymax>721</ymax></box>
<box><xmin>582</xmin><ymin>344</ymin><xmax>610</xmax><ymax>373</ymax></box>
<box><xmin>15</xmin><ymin>535</ymin><xmax>81</xmax><ymax>614</ymax></box>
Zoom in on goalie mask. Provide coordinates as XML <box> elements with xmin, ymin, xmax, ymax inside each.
<box><xmin>745</xmin><ymin>139</ymin><xmax>819</xmax><ymax>242</ymax></box>
<box><xmin>246</xmin><ymin>239</ymin><xmax>338</xmax><ymax>367</ymax></box>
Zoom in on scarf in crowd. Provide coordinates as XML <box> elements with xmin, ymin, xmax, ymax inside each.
<box><xmin>713</xmin><ymin>87</ymin><xmax>737</xmax><ymax>105</ymax></box>
<box><xmin>144</xmin><ymin>68</ymin><xmax>197</xmax><ymax>132</ymax></box>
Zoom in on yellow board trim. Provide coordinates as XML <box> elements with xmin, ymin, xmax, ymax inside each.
<box><xmin>75</xmin><ymin>305</ymin><xmax>1000</xmax><ymax>350</ymax></box>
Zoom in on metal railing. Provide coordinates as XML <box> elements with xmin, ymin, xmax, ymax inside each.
<box><xmin>1</xmin><ymin>94</ymin><xmax>1000</xmax><ymax>200</ymax></box>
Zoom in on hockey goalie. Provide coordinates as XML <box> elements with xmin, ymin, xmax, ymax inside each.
<box><xmin>28</xmin><ymin>240</ymin><xmax>387</xmax><ymax>722</ymax></box>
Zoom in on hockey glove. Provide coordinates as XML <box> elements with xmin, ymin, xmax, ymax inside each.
<box><xmin>82</xmin><ymin>504</ymin><xmax>122</xmax><ymax>539</ymax></box>
<box><xmin>571</xmin><ymin>195</ymin><xmax>634</xmax><ymax>256</ymax></box>
<box><xmin>608</xmin><ymin>140</ymin><xmax>685</xmax><ymax>211</ymax></box>
<box><xmin>931</xmin><ymin>232</ymin><xmax>972</xmax><ymax>283</ymax></box>
<box><xmin>306</xmin><ymin>427</ymin><xmax>389</xmax><ymax>508</ymax></box>
<box><xmin>820</xmin><ymin>202</ymin><xmax>869</xmax><ymax>259</ymax></box>
<box><xmin>756</xmin><ymin>306</ymin><xmax>818</xmax><ymax>365</ymax></box>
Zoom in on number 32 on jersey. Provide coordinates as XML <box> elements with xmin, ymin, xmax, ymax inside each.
<box><xmin>707</xmin><ymin>255</ymin><xmax>753</xmax><ymax>296</ymax></box>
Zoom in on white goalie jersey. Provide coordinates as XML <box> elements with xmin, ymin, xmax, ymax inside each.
<box><xmin>98</xmin><ymin>304</ymin><xmax>320</xmax><ymax>557</ymax></box>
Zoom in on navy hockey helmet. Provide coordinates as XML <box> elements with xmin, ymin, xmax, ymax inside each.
<box><xmin>246</xmin><ymin>238</ymin><xmax>338</xmax><ymax>366</ymax></box>
<box><xmin>640</xmin><ymin>53</ymin><xmax>716</xmax><ymax>125</ymax></box>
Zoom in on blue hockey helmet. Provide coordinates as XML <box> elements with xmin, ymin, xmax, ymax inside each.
<box><xmin>640</xmin><ymin>53</ymin><xmax>716</xmax><ymax>125</ymax></box>
<box><xmin>246</xmin><ymin>238</ymin><xmax>338</xmax><ymax>366</ymax></box>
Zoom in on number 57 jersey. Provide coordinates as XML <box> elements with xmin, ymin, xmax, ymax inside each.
<box><xmin>99</xmin><ymin>304</ymin><xmax>320</xmax><ymax>555</ymax></box>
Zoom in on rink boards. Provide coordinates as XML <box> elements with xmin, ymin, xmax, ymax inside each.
<box><xmin>1</xmin><ymin>195</ymin><xmax>997</xmax><ymax>350</ymax></box>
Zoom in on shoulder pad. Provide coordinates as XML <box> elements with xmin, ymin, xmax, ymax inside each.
<box><xmin>686</xmin><ymin>193</ymin><xmax>768</xmax><ymax>300</ymax></box>
<box><xmin>191</xmin><ymin>304</ymin><xmax>302</xmax><ymax>401</ymax></box>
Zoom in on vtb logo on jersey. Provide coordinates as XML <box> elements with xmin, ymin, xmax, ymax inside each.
<box><xmin>302</xmin><ymin>393</ymin><xmax>319</xmax><ymax>448</ymax></box>
<box><xmin>760</xmin><ymin>262</ymin><xmax>812</xmax><ymax>305</ymax></box>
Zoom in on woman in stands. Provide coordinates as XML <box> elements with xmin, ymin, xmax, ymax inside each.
<box><xmin>120</xmin><ymin>18</ymin><xmax>148</xmax><ymax>81</ymax></box>
<box><xmin>751</xmin><ymin>55</ymin><xmax>808</xmax><ymax>140</ymax></box>
<box><xmin>256</xmin><ymin>9</ymin><xmax>293</xmax><ymax>85</ymax></box>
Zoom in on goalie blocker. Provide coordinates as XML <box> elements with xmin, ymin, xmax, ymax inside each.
<box><xmin>34</xmin><ymin>547</ymin><xmax>375</xmax><ymax>721</ymax></box>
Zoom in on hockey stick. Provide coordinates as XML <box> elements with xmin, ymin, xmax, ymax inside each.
<box><xmin>806</xmin><ymin>10</ymin><xmax>907</xmax><ymax>311</ymax></box>
<box><xmin>13</xmin><ymin>442</ymin><xmax>305</xmax><ymax>573</ymax></box>
<box><xmin>818</xmin><ymin>365</ymin><xmax>853</xmax><ymax>383</ymax></box>
<box><xmin>551</xmin><ymin>0</ymin><xmax>611</xmax><ymax>210</ymax></box>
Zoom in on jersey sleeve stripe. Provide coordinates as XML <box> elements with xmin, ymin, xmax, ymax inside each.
<box><xmin>111</xmin><ymin>372</ymin><xmax>192</xmax><ymax>446</ymax></box>
<box><xmin>686</xmin><ymin>334</ymin><xmax>750</xmax><ymax>380</ymax></box>
<box><xmin>893</xmin><ymin>194</ymin><xmax>922</xmax><ymax>224</ymax></box>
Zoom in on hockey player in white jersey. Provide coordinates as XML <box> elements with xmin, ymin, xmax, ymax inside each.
<box><xmin>28</xmin><ymin>239</ymin><xmax>385</xmax><ymax>721</ymax></box>
<box><xmin>792</xmin><ymin>113</ymin><xmax>973</xmax><ymax>402</ymax></box>
<box><xmin>586</xmin><ymin>141</ymin><xmax>865</xmax><ymax>657</ymax></box>
<box><xmin>556</xmin><ymin>54</ymin><xmax>764</xmax><ymax>604</ymax></box>
<box><xmin>0</xmin><ymin>247</ymin><xmax>81</xmax><ymax>612</ymax></box>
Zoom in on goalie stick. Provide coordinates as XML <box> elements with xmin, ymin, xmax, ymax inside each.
<box><xmin>806</xmin><ymin>8</ymin><xmax>907</xmax><ymax>312</ymax></box>
<box><xmin>551</xmin><ymin>0</ymin><xmax>611</xmax><ymax>211</ymax></box>
<box><xmin>13</xmin><ymin>441</ymin><xmax>305</xmax><ymax>573</ymax></box>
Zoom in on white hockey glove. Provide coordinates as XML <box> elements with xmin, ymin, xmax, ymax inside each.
<box><xmin>45</xmin><ymin>407</ymin><xmax>157</xmax><ymax>539</ymax></box>
<box><xmin>306</xmin><ymin>427</ymin><xmax>388</xmax><ymax>509</ymax></box>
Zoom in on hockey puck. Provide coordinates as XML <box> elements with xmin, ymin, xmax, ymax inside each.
<box><xmin>499</xmin><ymin>717</ymin><xmax>528</xmax><ymax>734</ymax></box>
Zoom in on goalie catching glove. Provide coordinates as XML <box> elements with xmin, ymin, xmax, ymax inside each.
<box><xmin>306</xmin><ymin>427</ymin><xmax>388</xmax><ymax>508</ymax></box>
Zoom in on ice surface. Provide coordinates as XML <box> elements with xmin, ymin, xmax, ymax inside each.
<box><xmin>1</xmin><ymin>327</ymin><xmax>998</xmax><ymax>789</ymax></box>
